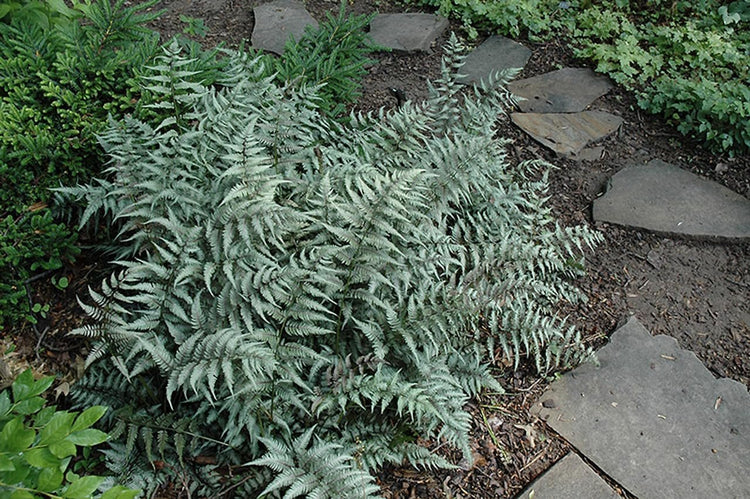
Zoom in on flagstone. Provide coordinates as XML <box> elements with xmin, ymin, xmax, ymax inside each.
<box><xmin>511</xmin><ymin>111</ymin><xmax>623</xmax><ymax>156</ymax></box>
<box><xmin>368</xmin><ymin>13</ymin><xmax>448</xmax><ymax>52</ymax></box>
<box><xmin>516</xmin><ymin>453</ymin><xmax>618</xmax><ymax>499</ymax></box>
<box><xmin>593</xmin><ymin>160</ymin><xmax>750</xmax><ymax>239</ymax></box>
<box><xmin>252</xmin><ymin>0</ymin><xmax>318</xmax><ymax>55</ymax></box>
<box><xmin>532</xmin><ymin>317</ymin><xmax>750</xmax><ymax>499</ymax></box>
<box><xmin>508</xmin><ymin>68</ymin><xmax>612</xmax><ymax>113</ymax></box>
<box><xmin>457</xmin><ymin>35</ymin><xmax>531</xmax><ymax>85</ymax></box>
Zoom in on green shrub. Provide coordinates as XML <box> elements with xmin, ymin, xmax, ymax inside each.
<box><xmin>63</xmin><ymin>36</ymin><xmax>600</xmax><ymax>497</ymax></box>
<box><xmin>404</xmin><ymin>0</ymin><xmax>560</xmax><ymax>39</ymax></box>
<box><xmin>0</xmin><ymin>368</ymin><xmax>140</xmax><ymax>499</ymax></box>
<box><xmin>0</xmin><ymin>209</ymin><xmax>79</xmax><ymax>326</ymax></box>
<box><xmin>272</xmin><ymin>1</ymin><xmax>379</xmax><ymax>118</ymax></box>
<box><xmin>570</xmin><ymin>1</ymin><xmax>750</xmax><ymax>154</ymax></box>
<box><xmin>0</xmin><ymin>0</ymin><xmax>162</xmax><ymax>327</ymax></box>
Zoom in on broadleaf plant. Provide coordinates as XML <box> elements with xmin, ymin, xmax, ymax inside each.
<box><xmin>62</xmin><ymin>35</ymin><xmax>601</xmax><ymax>497</ymax></box>
<box><xmin>0</xmin><ymin>369</ymin><xmax>139</xmax><ymax>499</ymax></box>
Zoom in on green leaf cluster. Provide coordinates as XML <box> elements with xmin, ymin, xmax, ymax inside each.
<box><xmin>402</xmin><ymin>0</ymin><xmax>561</xmax><ymax>39</ymax></box>
<box><xmin>0</xmin><ymin>0</ymin><xmax>162</xmax><ymax>327</ymax></box>
<box><xmin>403</xmin><ymin>0</ymin><xmax>750</xmax><ymax>155</ymax></box>
<box><xmin>570</xmin><ymin>0</ymin><xmax>750</xmax><ymax>155</ymax></box>
<box><xmin>0</xmin><ymin>369</ymin><xmax>139</xmax><ymax>499</ymax></box>
<box><xmin>64</xmin><ymin>35</ymin><xmax>600</xmax><ymax>498</ymax></box>
<box><xmin>0</xmin><ymin>210</ymin><xmax>79</xmax><ymax>326</ymax></box>
<box><xmin>271</xmin><ymin>1</ymin><xmax>380</xmax><ymax>118</ymax></box>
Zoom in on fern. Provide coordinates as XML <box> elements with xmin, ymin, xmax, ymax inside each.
<box><xmin>67</xmin><ymin>35</ymin><xmax>600</xmax><ymax>497</ymax></box>
<box><xmin>250</xmin><ymin>429</ymin><xmax>381</xmax><ymax>498</ymax></box>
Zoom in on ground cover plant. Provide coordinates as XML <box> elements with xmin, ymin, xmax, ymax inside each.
<box><xmin>0</xmin><ymin>0</ymin><xmax>162</xmax><ymax>327</ymax></box>
<box><xmin>0</xmin><ymin>368</ymin><xmax>139</xmax><ymax>498</ymax></box>
<box><xmin>60</xmin><ymin>36</ymin><xmax>600</xmax><ymax>497</ymax></box>
<box><xmin>405</xmin><ymin>0</ymin><xmax>750</xmax><ymax>156</ymax></box>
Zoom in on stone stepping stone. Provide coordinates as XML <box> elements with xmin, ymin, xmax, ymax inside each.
<box><xmin>252</xmin><ymin>0</ymin><xmax>318</xmax><ymax>55</ymax></box>
<box><xmin>532</xmin><ymin>317</ymin><xmax>750</xmax><ymax>499</ymax></box>
<box><xmin>573</xmin><ymin>146</ymin><xmax>604</xmax><ymax>162</ymax></box>
<box><xmin>508</xmin><ymin>68</ymin><xmax>613</xmax><ymax>113</ymax></box>
<box><xmin>517</xmin><ymin>453</ymin><xmax>618</xmax><ymax>499</ymax></box>
<box><xmin>511</xmin><ymin>111</ymin><xmax>623</xmax><ymax>156</ymax></box>
<box><xmin>457</xmin><ymin>35</ymin><xmax>531</xmax><ymax>85</ymax></box>
<box><xmin>593</xmin><ymin>159</ymin><xmax>750</xmax><ymax>240</ymax></box>
<box><xmin>368</xmin><ymin>13</ymin><xmax>448</xmax><ymax>52</ymax></box>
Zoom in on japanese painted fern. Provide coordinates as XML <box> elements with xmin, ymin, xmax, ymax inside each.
<box><xmin>62</xmin><ymin>35</ymin><xmax>600</xmax><ymax>498</ymax></box>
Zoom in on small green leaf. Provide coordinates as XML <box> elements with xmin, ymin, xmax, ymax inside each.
<box><xmin>11</xmin><ymin>369</ymin><xmax>35</xmax><ymax>402</ymax></box>
<box><xmin>63</xmin><ymin>475</ymin><xmax>104</xmax><ymax>498</ymax></box>
<box><xmin>2</xmin><ymin>457</ymin><xmax>30</xmax><ymax>485</ymax></box>
<box><xmin>30</xmin><ymin>375</ymin><xmax>55</xmax><ymax>399</ymax></box>
<box><xmin>24</xmin><ymin>447</ymin><xmax>60</xmax><ymax>468</ymax></box>
<box><xmin>37</xmin><ymin>466</ymin><xmax>64</xmax><ymax>492</ymax></box>
<box><xmin>34</xmin><ymin>406</ymin><xmax>57</xmax><ymax>427</ymax></box>
<box><xmin>13</xmin><ymin>396</ymin><xmax>46</xmax><ymax>415</ymax></box>
<box><xmin>71</xmin><ymin>406</ymin><xmax>106</xmax><ymax>432</ymax></box>
<box><xmin>68</xmin><ymin>429</ymin><xmax>108</xmax><ymax>446</ymax></box>
<box><xmin>10</xmin><ymin>489</ymin><xmax>35</xmax><ymax>499</ymax></box>
<box><xmin>0</xmin><ymin>417</ymin><xmax>35</xmax><ymax>452</ymax></box>
<box><xmin>0</xmin><ymin>392</ymin><xmax>10</xmax><ymax>417</ymax></box>
<box><xmin>39</xmin><ymin>411</ymin><xmax>75</xmax><ymax>445</ymax></box>
<box><xmin>100</xmin><ymin>485</ymin><xmax>142</xmax><ymax>499</ymax></box>
<box><xmin>0</xmin><ymin>453</ymin><xmax>15</xmax><ymax>471</ymax></box>
<box><xmin>49</xmin><ymin>439</ymin><xmax>77</xmax><ymax>459</ymax></box>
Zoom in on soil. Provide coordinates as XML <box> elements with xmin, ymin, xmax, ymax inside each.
<box><xmin>6</xmin><ymin>1</ymin><xmax>748</xmax><ymax>498</ymax></box>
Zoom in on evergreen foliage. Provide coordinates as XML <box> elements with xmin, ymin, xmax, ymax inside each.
<box><xmin>0</xmin><ymin>0</ymin><xmax>162</xmax><ymax>327</ymax></box>
<box><xmin>271</xmin><ymin>1</ymin><xmax>379</xmax><ymax>118</ymax></box>
<box><xmin>63</xmin><ymin>36</ymin><xmax>600</xmax><ymax>497</ymax></box>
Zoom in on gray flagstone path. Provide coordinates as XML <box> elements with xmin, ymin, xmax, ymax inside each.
<box><xmin>251</xmin><ymin>0</ymin><xmax>317</xmax><ymax>55</ymax></box>
<box><xmin>593</xmin><ymin>159</ymin><xmax>750</xmax><ymax>240</ymax></box>
<box><xmin>508</xmin><ymin>68</ymin><xmax>613</xmax><ymax>113</ymax></box>
<box><xmin>531</xmin><ymin>317</ymin><xmax>750</xmax><ymax>498</ymax></box>
<box><xmin>516</xmin><ymin>453</ymin><xmax>619</xmax><ymax>498</ymax></box>
<box><xmin>457</xmin><ymin>35</ymin><xmax>531</xmax><ymax>85</ymax></box>
<box><xmin>368</xmin><ymin>13</ymin><xmax>448</xmax><ymax>52</ymax></box>
<box><xmin>510</xmin><ymin>111</ymin><xmax>623</xmax><ymax>156</ymax></box>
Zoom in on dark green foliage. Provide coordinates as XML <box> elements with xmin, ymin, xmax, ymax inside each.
<box><xmin>0</xmin><ymin>209</ymin><xmax>79</xmax><ymax>326</ymax></box>
<box><xmin>0</xmin><ymin>368</ymin><xmax>140</xmax><ymax>498</ymax></box>
<box><xmin>0</xmin><ymin>0</ymin><xmax>162</xmax><ymax>327</ymax></box>
<box><xmin>403</xmin><ymin>0</ymin><xmax>750</xmax><ymax>155</ymax></box>
<box><xmin>570</xmin><ymin>0</ymin><xmax>750</xmax><ymax>154</ymax></box>
<box><xmin>64</xmin><ymin>37</ymin><xmax>600</xmax><ymax>498</ymax></box>
<box><xmin>272</xmin><ymin>1</ymin><xmax>379</xmax><ymax>118</ymax></box>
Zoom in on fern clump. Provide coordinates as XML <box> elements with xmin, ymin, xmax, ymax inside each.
<box><xmin>62</xmin><ymin>35</ymin><xmax>600</xmax><ymax>497</ymax></box>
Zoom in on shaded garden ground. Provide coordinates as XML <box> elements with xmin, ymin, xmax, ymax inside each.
<box><xmin>5</xmin><ymin>0</ymin><xmax>748</xmax><ymax>497</ymax></box>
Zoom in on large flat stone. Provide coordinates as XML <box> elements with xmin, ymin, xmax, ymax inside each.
<box><xmin>252</xmin><ymin>0</ymin><xmax>318</xmax><ymax>55</ymax></box>
<box><xmin>516</xmin><ymin>453</ymin><xmax>618</xmax><ymax>499</ymax></box>
<box><xmin>532</xmin><ymin>317</ymin><xmax>750</xmax><ymax>499</ymax></box>
<box><xmin>511</xmin><ymin>111</ymin><xmax>622</xmax><ymax>156</ymax></box>
<box><xmin>593</xmin><ymin>160</ymin><xmax>750</xmax><ymax>240</ymax></box>
<box><xmin>457</xmin><ymin>35</ymin><xmax>531</xmax><ymax>85</ymax></box>
<box><xmin>508</xmin><ymin>68</ymin><xmax>612</xmax><ymax>113</ymax></box>
<box><xmin>369</xmin><ymin>13</ymin><xmax>448</xmax><ymax>52</ymax></box>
